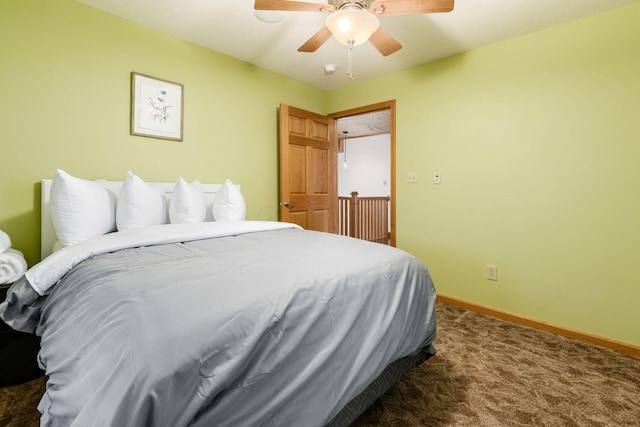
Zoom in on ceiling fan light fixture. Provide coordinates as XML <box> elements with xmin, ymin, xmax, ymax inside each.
<box><xmin>325</xmin><ymin>8</ymin><xmax>379</xmax><ymax>46</ymax></box>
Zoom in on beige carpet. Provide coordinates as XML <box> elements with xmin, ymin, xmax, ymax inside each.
<box><xmin>354</xmin><ymin>303</ymin><xmax>640</xmax><ymax>426</ymax></box>
<box><xmin>2</xmin><ymin>302</ymin><xmax>639</xmax><ymax>426</ymax></box>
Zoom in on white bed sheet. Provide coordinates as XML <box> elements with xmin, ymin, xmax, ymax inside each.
<box><xmin>27</xmin><ymin>221</ymin><xmax>300</xmax><ymax>295</ymax></box>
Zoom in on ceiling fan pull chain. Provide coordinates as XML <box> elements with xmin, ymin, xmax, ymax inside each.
<box><xmin>347</xmin><ymin>40</ymin><xmax>354</xmax><ymax>79</ymax></box>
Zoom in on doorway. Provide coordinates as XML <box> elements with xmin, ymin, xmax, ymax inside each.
<box><xmin>329</xmin><ymin>100</ymin><xmax>396</xmax><ymax>246</ymax></box>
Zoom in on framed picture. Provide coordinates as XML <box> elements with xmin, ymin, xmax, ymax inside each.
<box><xmin>131</xmin><ymin>72</ymin><xmax>183</xmax><ymax>141</ymax></box>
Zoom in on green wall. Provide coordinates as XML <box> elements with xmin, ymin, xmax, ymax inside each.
<box><xmin>0</xmin><ymin>0</ymin><xmax>326</xmax><ymax>265</ymax></box>
<box><xmin>1</xmin><ymin>0</ymin><xmax>638</xmax><ymax>347</ymax></box>
<box><xmin>328</xmin><ymin>3</ymin><xmax>640</xmax><ymax>346</ymax></box>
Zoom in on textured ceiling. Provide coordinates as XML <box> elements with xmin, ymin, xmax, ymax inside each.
<box><xmin>337</xmin><ymin>110</ymin><xmax>390</xmax><ymax>139</ymax></box>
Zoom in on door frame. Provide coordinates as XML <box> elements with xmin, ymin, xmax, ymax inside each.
<box><xmin>329</xmin><ymin>100</ymin><xmax>396</xmax><ymax>247</ymax></box>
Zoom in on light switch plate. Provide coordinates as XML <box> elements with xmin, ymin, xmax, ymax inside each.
<box><xmin>486</xmin><ymin>265</ymin><xmax>497</xmax><ymax>281</ymax></box>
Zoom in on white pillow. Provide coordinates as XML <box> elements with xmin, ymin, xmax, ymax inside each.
<box><xmin>116</xmin><ymin>171</ymin><xmax>167</xmax><ymax>231</ymax></box>
<box><xmin>50</xmin><ymin>169</ymin><xmax>117</xmax><ymax>246</ymax></box>
<box><xmin>212</xmin><ymin>179</ymin><xmax>246</xmax><ymax>222</ymax></box>
<box><xmin>169</xmin><ymin>177</ymin><xmax>206</xmax><ymax>224</ymax></box>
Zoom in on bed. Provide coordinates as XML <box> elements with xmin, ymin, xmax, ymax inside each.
<box><xmin>0</xmin><ymin>172</ymin><xmax>437</xmax><ymax>426</ymax></box>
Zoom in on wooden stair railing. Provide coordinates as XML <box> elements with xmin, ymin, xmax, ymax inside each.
<box><xmin>338</xmin><ymin>192</ymin><xmax>390</xmax><ymax>245</ymax></box>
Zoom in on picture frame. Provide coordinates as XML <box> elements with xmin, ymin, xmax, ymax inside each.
<box><xmin>131</xmin><ymin>72</ymin><xmax>183</xmax><ymax>141</ymax></box>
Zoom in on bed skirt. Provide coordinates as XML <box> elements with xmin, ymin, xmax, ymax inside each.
<box><xmin>326</xmin><ymin>344</ymin><xmax>436</xmax><ymax>427</ymax></box>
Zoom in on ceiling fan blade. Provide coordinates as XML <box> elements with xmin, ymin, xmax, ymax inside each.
<box><xmin>368</xmin><ymin>27</ymin><xmax>402</xmax><ymax>56</ymax></box>
<box><xmin>298</xmin><ymin>26</ymin><xmax>333</xmax><ymax>52</ymax></box>
<box><xmin>254</xmin><ymin>0</ymin><xmax>334</xmax><ymax>13</ymax></box>
<box><xmin>369</xmin><ymin>0</ymin><xmax>454</xmax><ymax>16</ymax></box>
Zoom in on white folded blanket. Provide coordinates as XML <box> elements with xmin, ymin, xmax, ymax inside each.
<box><xmin>0</xmin><ymin>249</ymin><xmax>28</xmax><ymax>285</ymax></box>
<box><xmin>0</xmin><ymin>230</ymin><xmax>10</xmax><ymax>253</ymax></box>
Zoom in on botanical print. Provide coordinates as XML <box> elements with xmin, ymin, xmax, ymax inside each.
<box><xmin>131</xmin><ymin>72</ymin><xmax>183</xmax><ymax>141</ymax></box>
<box><xmin>148</xmin><ymin>90</ymin><xmax>171</xmax><ymax>123</ymax></box>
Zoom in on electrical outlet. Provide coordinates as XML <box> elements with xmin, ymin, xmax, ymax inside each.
<box><xmin>433</xmin><ymin>172</ymin><xmax>441</xmax><ymax>184</ymax></box>
<box><xmin>408</xmin><ymin>171</ymin><xmax>417</xmax><ymax>183</ymax></box>
<box><xmin>486</xmin><ymin>265</ymin><xmax>497</xmax><ymax>281</ymax></box>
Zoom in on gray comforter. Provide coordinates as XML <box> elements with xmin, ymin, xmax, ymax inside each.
<box><xmin>1</xmin><ymin>224</ymin><xmax>436</xmax><ymax>426</ymax></box>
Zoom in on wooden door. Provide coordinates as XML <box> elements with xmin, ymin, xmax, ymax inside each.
<box><xmin>279</xmin><ymin>104</ymin><xmax>337</xmax><ymax>233</ymax></box>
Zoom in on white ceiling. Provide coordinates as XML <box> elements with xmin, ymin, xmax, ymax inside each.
<box><xmin>76</xmin><ymin>0</ymin><xmax>638</xmax><ymax>92</ymax></box>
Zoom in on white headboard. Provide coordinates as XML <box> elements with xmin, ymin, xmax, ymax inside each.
<box><xmin>41</xmin><ymin>179</ymin><xmax>235</xmax><ymax>260</ymax></box>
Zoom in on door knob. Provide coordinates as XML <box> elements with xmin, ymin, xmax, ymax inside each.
<box><xmin>281</xmin><ymin>200</ymin><xmax>295</xmax><ymax>208</ymax></box>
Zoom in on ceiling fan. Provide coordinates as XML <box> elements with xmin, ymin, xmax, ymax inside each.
<box><xmin>254</xmin><ymin>0</ymin><xmax>455</xmax><ymax>57</ymax></box>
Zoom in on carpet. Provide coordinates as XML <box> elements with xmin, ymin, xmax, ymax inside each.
<box><xmin>353</xmin><ymin>303</ymin><xmax>640</xmax><ymax>426</ymax></box>
<box><xmin>2</xmin><ymin>302</ymin><xmax>639</xmax><ymax>426</ymax></box>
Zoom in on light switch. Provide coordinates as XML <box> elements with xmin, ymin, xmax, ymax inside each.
<box><xmin>486</xmin><ymin>265</ymin><xmax>497</xmax><ymax>281</ymax></box>
<box><xmin>408</xmin><ymin>171</ymin><xmax>417</xmax><ymax>183</ymax></box>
